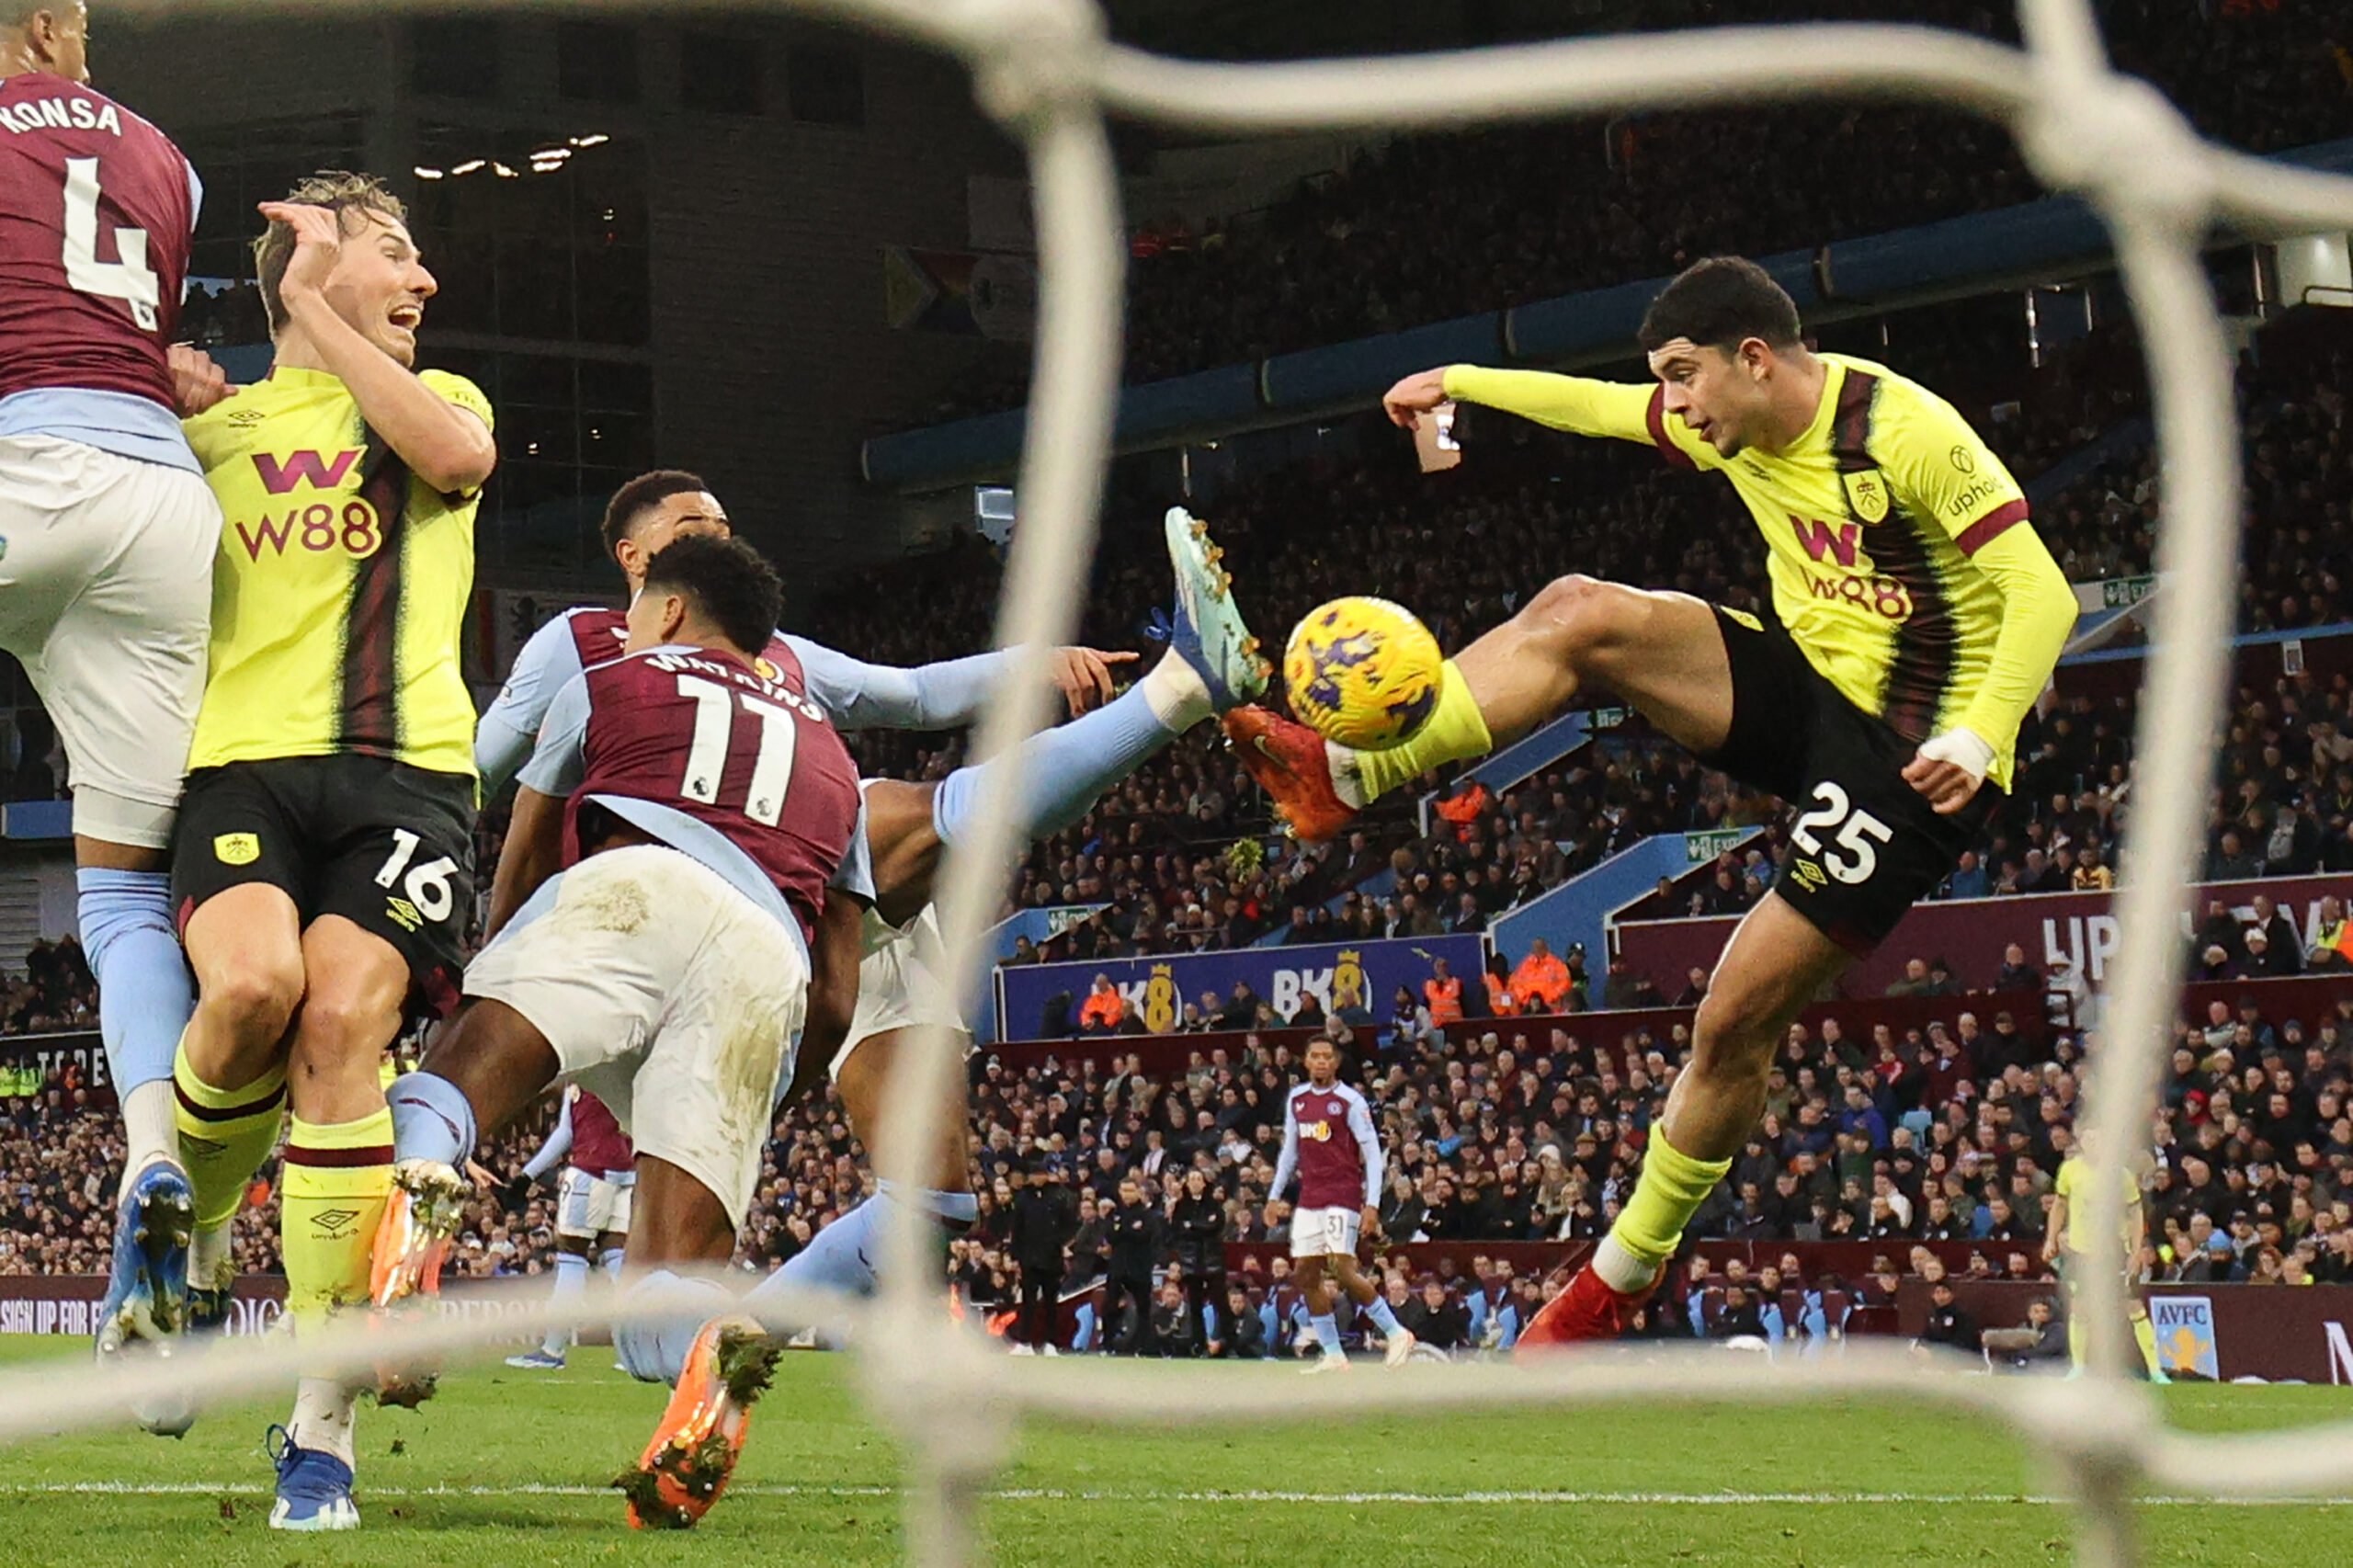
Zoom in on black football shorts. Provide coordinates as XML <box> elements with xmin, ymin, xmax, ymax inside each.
<box><xmin>171</xmin><ymin>754</ymin><xmax>476</xmax><ymax>1016</ymax></box>
<box><xmin>1700</xmin><ymin>607</ymin><xmax>1998</xmax><ymax>957</ymax></box>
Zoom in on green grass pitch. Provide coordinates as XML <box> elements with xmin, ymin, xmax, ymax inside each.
<box><xmin>0</xmin><ymin>1335</ymin><xmax>2347</xmax><ymax>1566</ymax></box>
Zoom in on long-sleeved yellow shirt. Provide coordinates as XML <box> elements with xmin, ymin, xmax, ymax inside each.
<box><xmin>1444</xmin><ymin>356</ymin><xmax>2076</xmax><ymax>790</ymax></box>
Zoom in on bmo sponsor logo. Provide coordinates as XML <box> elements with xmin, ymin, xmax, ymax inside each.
<box><xmin>2327</xmin><ymin>1320</ymin><xmax>2353</xmax><ymax>1387</ymax></box>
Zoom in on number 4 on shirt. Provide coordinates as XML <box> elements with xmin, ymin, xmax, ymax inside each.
<box><xmin>62</xmin><ymin>157</ymin><xmax>160</xmax><ymax>331</ymax></box>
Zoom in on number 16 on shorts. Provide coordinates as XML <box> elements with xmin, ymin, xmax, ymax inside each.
<box><xmin>376</xmin><ymin>827</ymin><xmax>460</xmax><ymax>934</ymax></box>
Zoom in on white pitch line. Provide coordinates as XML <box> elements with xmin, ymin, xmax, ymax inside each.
<box><xmin>11</xmin><ymin>1481</ymin><xmax>2353</xmax><ymax>1506</ymax></box>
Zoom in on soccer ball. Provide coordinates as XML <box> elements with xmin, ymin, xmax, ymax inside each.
<box><xmin>1283</xmin><ymin>596</ymin><xmax>1444</xmax><ymax>751</ymax></box>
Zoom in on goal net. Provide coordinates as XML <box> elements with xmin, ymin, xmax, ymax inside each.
<box><xmin>51</xmin><ymin>2</ymin><xmax>2353</xmax><ymax>1565</ymax></box>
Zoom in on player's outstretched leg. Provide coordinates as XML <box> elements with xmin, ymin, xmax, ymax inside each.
<box><xmin>1229</xmin><ymin>577</ymin><xmax>1729</xmax><ymax>842</ymax></box>
<box><xmin>1519</xmin><ymin>893</ymin><xmax>1844</xmax><ymax>1355</ymax></box>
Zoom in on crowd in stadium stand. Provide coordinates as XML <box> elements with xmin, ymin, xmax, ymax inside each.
<box><xmin>3</xmin><ymin>902</ymin><xmax>2350</xmax><ymax>1360</ymax></box>
<box><xmin>920</xmin><ymin>1</ymin><xmax>2347</xmax><ymax>420</ymax></box>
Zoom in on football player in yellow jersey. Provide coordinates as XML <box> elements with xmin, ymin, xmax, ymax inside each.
<box><xmin>162</xmin><ymin>172</ymin><xmax>494</xmax><ymax>1530</ymax></box>
<box><xmin>2046</xmin><ymin>1137</ymin><xmax>2171</xmax><ymax>1381</ymax></box>
<box><xmin>1226</xmin><ymin>257</ymin><xmax>2077</xmax><ymax>1348</ymax></box>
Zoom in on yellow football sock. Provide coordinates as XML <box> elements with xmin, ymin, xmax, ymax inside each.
<box><xmin>2131</xmin><ymin>1311</ymin><xmax>2163</xmax><ymax>1376</ymax></box>
<box><xmin>281</xmin><ymin>1108</ymin><xmax>395</xmax><ymax>1320</ymax></box>
<box><xmin>2067</xmin><ymin>1312</ymin><xmax>2086</xmax><ymax>1369</ymax></box>
<box><xmin>1608</xmin><ymin>1131</ymin><xmax>1733</xmax><ymax>1268</ymax></box>
<box><xmin>172</xmin><ymin>1040</ymin><xmax>286</xmax><ymax>1232</ymax></box>
<box><xmin>1347</xmin><ymin>659</ymin><xmax>1495</xmax><ymax>803</ymax></box>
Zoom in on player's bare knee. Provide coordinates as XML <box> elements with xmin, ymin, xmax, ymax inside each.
<box><xmin>1522</xmin><ymin>574</ymin><xmax>1643</xmax><ymax>673</ymax></box>
<box><xmin>198</xmin><ymin>959</ymin><xmax>302</xmax><ymax>1051</ymax></box>
<box><xmin>289</xmin><ymin>983</ymin><xmax>404</xmax><ymax>1065</ymax></box>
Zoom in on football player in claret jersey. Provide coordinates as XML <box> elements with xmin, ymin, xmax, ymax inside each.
<box><xmin>476</xmin><ymin>473</ymin><xmax>1269</xmax><ymax>1335</ymax></box>
<box><xmin>1267</xmin><ymin>1039</ymin><xmax>1415</xmax><ymax>1372</ymax></box>
<box><xmin>1229</xmin><ymin>257</ymin><xmax>2076</xmax><ymax>1350</ymax></box>
<box><xmin>0</xmin><ymin>4</ymin><xmax>224</xmax><ymax>1378</ymax></box>
<box><xmin>503</xmin><ymin>1085</ymin><xmax>634</xmax><ymax>1371</ymax></box>
<box><xmin>380</xmin><ymin>533</ymin><xmax>869</xmax><ymax>1529</ymax></box>
<box><xmin>164</xmin><ymin>173</ymin><xmax>495</xmax><ymax>1527</ymax></box>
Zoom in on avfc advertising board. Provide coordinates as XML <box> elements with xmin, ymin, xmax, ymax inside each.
<box><xmin>995</xmin><ymin>936</ymin><xmax>1485</xmax><ymax>1041</ymax></box>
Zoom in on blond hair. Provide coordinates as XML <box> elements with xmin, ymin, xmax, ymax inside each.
<box><xmin>253</xmin><ymin>170</ymin><xmax>408</xmax><ymax>336</ymax></box>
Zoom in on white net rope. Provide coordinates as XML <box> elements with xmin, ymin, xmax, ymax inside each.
<box><xmin>46</xmin><ymin>1</ymin><xmax>2353</xmax><ymax>1563</ymax></box>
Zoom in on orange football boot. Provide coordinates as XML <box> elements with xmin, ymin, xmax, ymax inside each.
<box><xmin>1222</xmin><ymin>705</ymin><xmax>1357</xmax><ymax>844</ymax></box>
<box><xmin>1513</xmin><ymin>1263</ymin><xmax>1652</xmax><ymax>1359</ymax></box>
<box><xmin>368</xmin><ymin>1158</ymin><xmax>469</xmax><ymax>1407</ymax></box>
<box><xmin>618</xmin><ymin>1314</ymin><xmax>781</xmax><ymax>1529</ymax></box>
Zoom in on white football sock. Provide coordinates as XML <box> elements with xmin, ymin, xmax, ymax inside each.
<box><xmin>290</xmin><ymin>1377</ymin><xmax>358</xmax><ymax>1466</ymax></box>
<box><xmin>1140</xmin><ymin>649</ymin><xmax>1212</xmax><ymax>731</ymax></box>
<box><xmin>117</xmin><ymin>1079</ymin><xmax>180</xmax><ymax>1202</ymax></box>
<box><xmin>1328</xmin><ymin>741</ymin><xmax>1369</xmax><ymax>809</ymax></box>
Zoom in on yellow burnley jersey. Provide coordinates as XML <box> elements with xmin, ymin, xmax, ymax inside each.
<box><xmin>1446</xmin><ymin>355</ymin><xmax>2070</xmax><ymax>791</ymax></box>
<box><xmin>2055</xmin><ymin>1155</ymin><xmax>2141</xmax><ymax>1255</ymax></box>
<box><xmin>183</xmin><ymin>365</ymin><xmax>492</xmax><ymax>778</ymax></box>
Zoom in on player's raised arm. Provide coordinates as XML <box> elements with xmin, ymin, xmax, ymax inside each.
<box><xmin>1386</xmin><ymin>363</ymin><xmax>1711</xmax><ymax>466</ymax></box>
<box><xmin>784</xmin><ymin>636</ymin><xmax>1138</xmax><ymax>730</ymax></box>
<box><xmin>256</xmin><ymin>199</ymin><xmax>495</xmax><ymax>495</ymax></box>
<box><xmin>1883</xmin><ymin>397</ymin><xmax>2076</xmax><ymax>814</ymax></box>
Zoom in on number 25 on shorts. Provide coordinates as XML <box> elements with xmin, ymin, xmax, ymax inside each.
<box><xmin>1790</xmin><ymin>782</ymin><xmax>1892</xmax><ymax>885</ymax></box>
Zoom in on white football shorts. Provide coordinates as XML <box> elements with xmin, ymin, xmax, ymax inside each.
<box><xmin>465</xmin><ymin>844</ymin><xmax>808</xmax><ymax>1229</ymax></box>
<box><xmin>554</xmin><ymin>1165</ymin><xmax>635</xmax><ymax>1241</ymax></box>
<box><xmin>1290</xmin><ymin>1205</ymin><xmax>1363</xmax><ymax>1260</ymax></box>
<box><xmin>0</xmin><ymin>435</ymin><xmax>221</xmax><ymax>848</ymax></box>
<box><xmin>835</xmin><ymin>903</ymin><xmax>970</xmax><ymax>1079</ymax></box>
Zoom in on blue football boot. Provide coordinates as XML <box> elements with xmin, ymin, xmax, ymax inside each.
<box><xmin>1163</xmin><ymin>506</ymin><xmax>1269</xmax><ymax>712</ymax></box>
<box><xmin>96</xmin><ymin>1160</ymin><xmax>195</xmax><ymax>1355</ymax></box>
<box><xmin>267</xmin><ymin>1425</ymin><xmax>359</xmax><ymax>1531</ymax></box>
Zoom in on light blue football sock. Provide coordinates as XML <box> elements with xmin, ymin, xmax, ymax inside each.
<box><xmin>75</xmin><ymin>869</ymin><xmax>192</xmax><ymax>1098</ymax></box>
<box><xmin>1363</xmin><ymin>1295</ymin><xmax>1404</xmax><ymax>1336</ymax></box>
<box><xmin>615</xmin><ymin>1269</ymin><xmax>731</xmax><ymax>1386</ymax></box>
<box><xmin>1310</xmin><ymin>1313</ymin><xmax>1343</xmax><ymax>1357</ymax></box>
<box><xmin>600</xmin><ymin>1246</ymin><xmax>626</xmax><ymax>1279</ymax></box>
<box><xmin>541</xmin><ymin>1251</ymin><xmax>587</xmax><ymax>1358</ymax></box>
<box><xmin>385</xmin><ymin>1071</ymin><xmax>477</xmax><ymax>1166</ymax></box>
<box><xmin>932</xmin><ymin>685</ymin><xmax>1176</xmax><ymax>849</ymax></box>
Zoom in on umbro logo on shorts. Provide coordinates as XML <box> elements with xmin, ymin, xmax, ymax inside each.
<box><xmin>310</xmin><ymin>1208</ymin><xmax>361</xmax><ymax>1238</ymax></box>
<box><xmin>386</xmin><ymin>896</ymin><xmax>423</xmax><ymax>933</ymax></box>
<box><xmin>214</xmin><ymin>832</ymin><xmax>260</xmax><ymax>866</ymax></box>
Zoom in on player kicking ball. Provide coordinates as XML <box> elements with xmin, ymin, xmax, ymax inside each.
<box><xmin>376</xmin><ymin>532</ymin><xmax>868</xmax><ymax>1528</ymax></box>
<box><xmin>1267</xmin><ymin>1039</ymin><xmax>1416</xmax><ymax>1372</ymax></box>
<box><xmin>1226</xmin><ymin>257</ymin><xmax>2075</xmax><ymax>1347</ymax></box>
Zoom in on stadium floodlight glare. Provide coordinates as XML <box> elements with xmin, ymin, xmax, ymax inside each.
<box><xmin>82</xmin><ymin>0</ymin><xmax>2353</xmax><ymax>1564</ymax></box>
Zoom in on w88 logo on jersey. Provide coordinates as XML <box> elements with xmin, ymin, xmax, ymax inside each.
<box><xmin>232</xmin><ymin>499</ymin><xmax>383</xmax><ymax>562</ymax></box>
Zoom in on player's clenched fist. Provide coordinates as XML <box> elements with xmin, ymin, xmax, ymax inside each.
<box><xmin>1382</xmin><ymin>367</ymin><xmax>1451</xmax><ymax>429</ymax></box>
<box><xmin>166</xmin><ymin>344</ymin><xmax>235</xmax><ymax>417</ymax></box>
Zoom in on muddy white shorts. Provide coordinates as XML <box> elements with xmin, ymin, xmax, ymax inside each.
<box><xmin>465</xmin><ymin>844</ymin><xmax>807</xmax><ymax>1228</ymax></box>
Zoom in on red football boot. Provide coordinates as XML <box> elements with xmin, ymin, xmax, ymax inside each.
<box><xmin>1513</xmin><ymin>1263</ymin><xmax>1651</xmax><ymax>1359</ymax></box>
<box><xmin>1222</xmin><ymin>705</ymin><xmax>1357</xmax><ymax>844</ymax></box>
